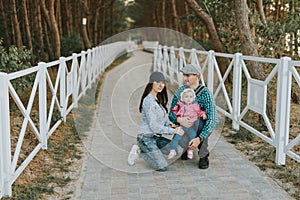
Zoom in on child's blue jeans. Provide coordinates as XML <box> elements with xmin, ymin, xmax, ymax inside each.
<box><xmin>169</xmin><ymin>119</ymin><xmax>205</xmax><ymax>150</ymax></box>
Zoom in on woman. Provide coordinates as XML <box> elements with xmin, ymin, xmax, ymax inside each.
<box><xmin>127</xmin><ymin>71</ymin><xmax>184</xmax><ymax>171</ymax></box>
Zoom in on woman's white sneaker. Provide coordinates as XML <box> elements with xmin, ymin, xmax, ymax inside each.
<box><xmin>128</xmin><ymin>145</ymin><xmax>139</xmax><ymax>166</ymax></box>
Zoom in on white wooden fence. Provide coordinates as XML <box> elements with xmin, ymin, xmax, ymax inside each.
<box><xmin>1</xmin><ymin>40</ymin><xmax>299</xmax><ymax>198</ymax></box>
<box><xmin>153</xmin><ymin>45</ymin><xmax>300</xmax><ymax>166</ymax></box>
<box><xmin>0</xmin><ymin>41</ymin><xmax>134</xmax><ymax>198</ymax></box>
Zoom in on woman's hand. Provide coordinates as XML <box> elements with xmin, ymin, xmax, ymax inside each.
<box><xmin>188</xmin><ymin>137</ymin><xmax>201</xmax><ymax>150</ymax></box>
<box><xmin>177</xmin><ymin>117</ymin><xmax>193</xmax><ymax>128</ymax></box>
<box><xmin>174</xmin><ymin>127</ymin><xmax>184</xmax><ymax>136</ymax></box>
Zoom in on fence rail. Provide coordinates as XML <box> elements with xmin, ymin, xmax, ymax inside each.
<box><xmin>153</xmin><ymin>44</ymin><xmax>300</xmax><ymax>166</ymax></box>
<box><xmin>0</xmin><ymin>41</ymin><xmax>133</xmax><ymax>198</ymax></box>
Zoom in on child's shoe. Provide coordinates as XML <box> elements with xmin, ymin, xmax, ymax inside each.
<box><xmin>187</xmin><ymin>148</ymin><xmax>193</xmax><ymax>159</ymax></box>
<box><xmin>168</xmin><ymin>149</ymin><xmax>177</xmax><ymax>159</ymax></box>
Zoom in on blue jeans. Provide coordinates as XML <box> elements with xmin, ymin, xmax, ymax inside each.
<box><xmin>170</xmin><ymin>119</ymin><xmax>205</xmax><ymax>150</ymax></box>
<box><xmin>137</xmin><ymin>135</ymin><xmax>171</xmax><ymax>170</ymax></box>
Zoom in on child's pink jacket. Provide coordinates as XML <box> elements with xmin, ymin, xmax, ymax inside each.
<box><xmin>171</xmin><ymin>101</ymin><xmax>206</xmax><ymax>122</ymax></box>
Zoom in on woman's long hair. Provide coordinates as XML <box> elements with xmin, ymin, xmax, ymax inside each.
<box><xmin>139</xmin><ymin>83</ymin><xmax>168</xmax><ymax>113</ymax></box>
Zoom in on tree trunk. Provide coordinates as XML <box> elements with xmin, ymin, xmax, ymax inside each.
<box><xmin>257</xmin><ymin>0</ymin><xmax>266</xmax><ymax>24</ymax></box>
<box><xmin>185</xmin><ymin>0</ymin><xmax>226</xmax><ymax>75</ymax></box>
<box><xmin>36</xmin><ymin>0</ymin><xmax>44</xmax><ymax>59</ymax></box>
<box><xmin>152</xmin><ymin>3</ymin><xmax>159</xmax><ymax>27</ymax></box>
<box><xmin>94</xmin><ymin>9</ymin><xmax>99</xmax><ymax>45</ymax></box>
<box><xmin>56</xmin><ymin>0</ymin><xmax>62</xmax><ymax>36</ymax></box>
<box><xmin>162</xmin><ymin>0</ymin><xmax>167</xmax><ymax>28</ymax></box>
<box><xmin>49</xmin><ymin>0</ymin><xmax>61</xmax><ymax>58</ymax></box>
<box><xmin>109</xmin><ymin>0</ymin><xmax>115</xmax><ymax>36</ymax></box>
<box><xmin>72</xmin><ymin>1</ymin><xmax>80</xmax><ymax>38</ymax></box>
<box><xmin>234</xmin><ymin>0</ymin><xmax>274</xmax><ymax>120</ymax></box>
<box><xmin>171</xmin><ymin>0</ymin><xmax>179</xmax><ymax>32</ymax></box>
<box><xmin>22</xmin><ymin>0</ymin><xmax>33</xmax><ymax>50</ymax></box>
<box><xmin>80</xmin><ymin>0</ymin><xmax>91</xmax><ymax>49</ymax></box>
<box><xmin>185</xmin><ymin>0</ymin><xmax>222</xmax><ymax>52</ymax></box>
<box><xmin>11</xmin><ymin>0</ymin><xmax>23</xmax><ymax>47</ymax></box>
<box><xmin>0</xmin><ymin>0</ymin><xmax>11</xmax><ymax>46</ymax></box>
<box><xmin>22</xmin><ymin>0</ymin><xmax>33</xmax><ymax>63</ymax></box>
<box><xmin>234</xmin><ymin>0</ymin><xmax>265</xmax><ymax>79</ymax></box>
<box><xmin>64</xmin><ymin>0</ymin><xmax>72</xmax><ymax>37</ymax></box>
<box><xmin>40</xmin><ymin>0</ymin><xmax>61</xmax><ymax>59</ymax></box>
<box><xmin>184</xmin><ymin>2</ymin><xmax>192</xmax><ymax>36</ymax></box>
<box><xmin>93</xmin><ymin>0</ymin><xmax>105</xmax><ymax>45</ymax></box>
<box><xmin>99</xmin><ymin>9</ymin><xmax>105</xmax><ymax>42</ymax></box>
<box><xmin>275</xmin><ymin>0</ymin><xmax>282</xmax><ymax>22</ymax></box>
<box><xmin>43</xmin><ymin>20</ymin><xmax>53</xmax><ymax>60</ymax></box>
<box><xmin>82</xmin><ymin>23</ymin><xmax>91</xmax><ymax>49</ymax></box>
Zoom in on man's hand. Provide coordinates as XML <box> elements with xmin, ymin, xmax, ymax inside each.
<box><xmin>188</xmin><ymin>137</ymin><xmax>201</xmax><ymax>150</ymax></box>
<box><xmin>177</xmin><ymin>117</ymin><xmax>193</xmax><ymax>128</ymax></box>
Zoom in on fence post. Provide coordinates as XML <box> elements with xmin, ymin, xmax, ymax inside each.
<box><xmin>153</xmin><ymin>46</ymin><xmax>158</xmax><ymax>71</ymax></box>
<box><xmin>232</xmin><ymin>53</ymin><xmax>242</xmax><ymax>130</ymax></box>
<box><xmin>207</xmin><ymin>50</ymin><xmax>215</xmax><ymax>92</ymax></box>
<box><xmin>59</xmin><ymin>57</ymin><xmax>67</xmax><ymax>122</ymax></box>
<box><xmin>169</xmin><ymin>46</ymin><xmax>175</xmax><ymax>83</ymax></box>
<box><xmin>178</xmin><ymin>47</ymin><xmax>186</xmax><ymax>84</ymax></box>
<box><xmin>189</xmin><ymin>48</ymin><xmax>199</xmax><ymax>66</ymax></box>
<box><xmin>71</xmin><ymin>54</ymin><xmax>79</xmax><ymax>108</ymax></box>
<box><xmin>0</xmin><ymin>72</ymin><xmax>12</xmax><ymax>196</ymax></box>
<box><xmin>275</xmin><ymin>57</ymin><xmax>292</xmax><ymax>165</ymax></box>
<box><xmin>157</xmin><ymin>45</ymin><xmax>163</xmax><ymax>72</ymax></box>
<box><xmin>86</xmin><ymin>49</ymin><xmax>92</xmax><ymax>89</ymax></box>
<box><xmin>163</xmin><ymin>46</ymin><xmax>169</xmax><ymax>74</ymax></box>
<box><xmin>38</xmin><ymin>62</ymin><xmax>48</xmax><ymax>150</ymax></box>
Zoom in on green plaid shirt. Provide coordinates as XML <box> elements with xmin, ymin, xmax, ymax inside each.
<box><xmin>169</xmin><ymin>85</ymin><xmax>218</xmax><ymax>139</ymax></box>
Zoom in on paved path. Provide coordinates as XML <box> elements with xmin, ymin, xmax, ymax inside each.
<box><xmin>74</xmin><ymin>50</ymin><xmax>292</xmax><ymax>200</ymax></box>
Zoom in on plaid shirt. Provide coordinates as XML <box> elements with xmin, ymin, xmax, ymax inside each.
<box><xmin>169</xmin><ymin>85</ymin><xmax>218</xmax><ymax>139</ymax></box>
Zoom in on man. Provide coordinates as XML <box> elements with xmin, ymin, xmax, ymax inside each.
<box><xmin>169</xmin><ymin>64</ymin><xmax>218</xmax><ymax>169</ymax></box>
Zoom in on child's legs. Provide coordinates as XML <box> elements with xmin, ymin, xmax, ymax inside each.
<box><xmin>178</xmin><ymin>134</ymin><xmax>190</xmax><ymax>149</ymax></box>
<box><xmin>169</xmin><ymin>134</ymin><xmax>182</xmax><ymax>150</ymax></box>
<box><xmin>178</xmin><ymin>121</ymin><xmax>200</xmax><ymax>150</ymax></box>
<box><xmin>194</xmin><ymin>119</ymin><xmax>205</xmax><ymax>133</ymax></box>
<box><xmin>182</xmin><ymin>125</ymin><xmax>197</xmax><ymax>140</ymax></box>
<box><xmin>177</xmin><ymin>125</ymin><xmax>196</xmax><ymax>150</ymax></box>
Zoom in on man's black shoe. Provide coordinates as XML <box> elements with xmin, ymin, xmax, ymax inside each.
<box><xmin>181</xmin><ymin>150</ymin><xmax>188</xmax><ymax>160</ymax></box>
<box><xmin>199</xmin><ymin>154</ymin><xmax>209</xmax><ymax>169</ymax></box>
<box><xmin>156</xmin><ymin>167</ymin><xmax>167</xmax><ymax>172</ymax></box>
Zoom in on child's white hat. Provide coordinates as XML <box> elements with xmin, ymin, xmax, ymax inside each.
<box><xmin>180</xmin><ymin>88</ymin><xmax>196</xmax><ymax>102</ymax></box>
